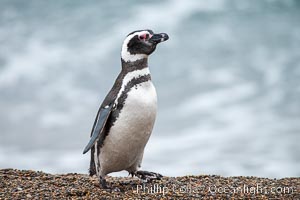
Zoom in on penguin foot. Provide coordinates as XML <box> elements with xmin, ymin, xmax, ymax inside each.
<box><xmin>135</xmin><ymin>170</ymin><xmax>163</xmax><ymax>181</ymax></box>
<box><xmin>99</xmin><ymin>176</ymin><xmax>110</xmax><ymax>189</ymax></box>
<box><xmin>128</xmin><ymin>172</ymin><xmax>135</xmax><ymax>177</ymax></box>
<box><xmin>99</xmin><ymin>176</ymin><xmax>123</xmax><ymax>192</ymax></box>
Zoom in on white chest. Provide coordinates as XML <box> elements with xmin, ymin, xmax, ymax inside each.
<box><xmin>99</xmin><ymin>80</ymin><xmax>157</xmax><ymax>174</ymax></box>
<box><xmin>121</xmin><ymin>80</ymin><xmax>157</xmax><ymax>124</ymax></box>
<box><xmin>111</xmin><ymin>80</ymin><xmax>157</xmax><ymax>141</ymax></box>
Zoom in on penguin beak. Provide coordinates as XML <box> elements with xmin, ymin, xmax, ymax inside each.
<box><xmin>149</xmin><ymin>33</ymin><xmax>169</xmax><ymax>44</ymax></box>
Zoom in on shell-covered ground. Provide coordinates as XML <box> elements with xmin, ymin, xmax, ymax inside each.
<box><xmin>0</xmin><ymin>169</ymin><xmax>299</xmax><ymax>199</ymax></box>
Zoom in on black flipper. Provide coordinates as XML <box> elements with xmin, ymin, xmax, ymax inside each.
<box><xmin>83</xmin><ymin>103</ymin><xmax>113</xmax><ymax>154</ymax></box>
<box><xmin>85</xmin><ymin>72</ymin><xmax>124</xmax><ymax>175</ymax></box>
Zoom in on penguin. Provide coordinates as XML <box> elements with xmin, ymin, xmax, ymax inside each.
<box><xmin>83</xmin><ymin>29</ymin><xmax>169</xmax><ymax>188</ymax></box>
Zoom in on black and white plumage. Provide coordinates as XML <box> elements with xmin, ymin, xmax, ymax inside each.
<box><xmin>83</xmin><ymin>29</ymin><xmax>169</xmax><ymax>188</ymax></box>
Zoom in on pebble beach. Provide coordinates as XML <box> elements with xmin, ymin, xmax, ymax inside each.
<box><xmin>0</xmin><ymin>169</ymin><xmax>299</xmax><ymax>199</ymax></box>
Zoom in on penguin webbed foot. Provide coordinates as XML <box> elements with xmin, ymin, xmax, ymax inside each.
<box><xmin>135</xmin><ymin>170</ymin><xmax>163</xmax><ymax>181</ymax></box>
<box><xmin>99</xmin><ymin>176</ymin><xmax>110</xmax><ymax>189</ymax></box>
<box><xmin>99</xmin><ymin>176</ymin><xmax>122</xmax><ymax>192</ymax></box>
<box><xmin>128</xmin><ymin>172</ymin><xmax>135</xmax><ymax>177</ymax></box>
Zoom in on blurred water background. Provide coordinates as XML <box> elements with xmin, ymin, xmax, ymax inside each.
<box><xmin>0</xmin><ymin>0</ymin><xmax>300</xmax><ymax>178</ymax></box>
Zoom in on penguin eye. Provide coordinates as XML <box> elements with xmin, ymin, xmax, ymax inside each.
<box><xmin>139</xmin><ymin>34</ymin><xmax>148</xmax><ymax>40</ymax></box>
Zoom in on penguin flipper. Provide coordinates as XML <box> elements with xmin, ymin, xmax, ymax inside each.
<box><xmin>83</xmin><ymin>103</ymin><xmax>113</xmax><ymax>154</ymax></box>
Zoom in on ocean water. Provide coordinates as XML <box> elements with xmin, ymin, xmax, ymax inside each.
<box><xmin>0</xmin><ymin>0</ymin><xmax>300</xmax><ymax>178</ymax></box>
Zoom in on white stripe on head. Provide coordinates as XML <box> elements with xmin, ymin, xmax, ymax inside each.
<box><xmin>121</xmin><ymin>30</ymin><xmax>150</xmax><ymax>62</ymax></box>
<box><xmin>115</xmin><ymin>67</ymin><xmax>150</xmax><ymax>102</ymax></box>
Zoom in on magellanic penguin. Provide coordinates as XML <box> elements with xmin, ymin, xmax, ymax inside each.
<box><xmin>83</xmin><ymin>29</ymin><xmax>169</xmax><ymax>188</ymax></box>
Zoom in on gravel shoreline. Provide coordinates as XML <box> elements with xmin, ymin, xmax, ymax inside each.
<box><xmin>0</xmin><ymin>169</ymin><xmax>299</xmax><ymax>199</ymax></box>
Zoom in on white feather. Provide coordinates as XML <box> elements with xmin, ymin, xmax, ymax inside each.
<box><xmin>115</xmin><ymin>67</ymin><xmax>150</xmax><ymax>103</ymax></box>
<box><xmin>99</xmin><ymin>80</ymin><xmax>157</xmax><ymax>176</ymax></box>
<box><xmin>94</xmin><ymin>141</ymin><xmax>99</xmax><ymax>174</ymax></box>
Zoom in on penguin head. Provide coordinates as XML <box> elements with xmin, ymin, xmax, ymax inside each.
<box><xmin>121</xmin><ymin>29</ymin><xmax>169</xmax><ymax>62</ymax></box>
